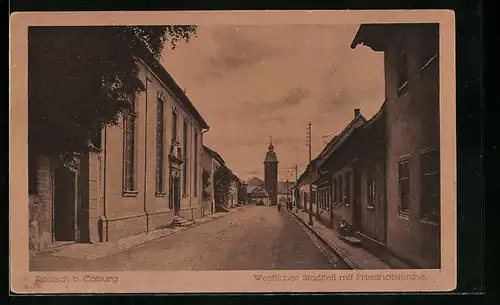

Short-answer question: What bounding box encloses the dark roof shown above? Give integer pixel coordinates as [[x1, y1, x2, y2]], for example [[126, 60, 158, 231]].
[[264, 150, 278, 163], [230, 171, 241, 183], [351, 24, 432, 51], [362, 100, 386, 129], [247, 177, 264, 185], [316, 113, 367, 167], [297, 164, 310, 184], [250, 186, 270, 198], [136, 44, 209, 129], [202, 145, 225, 165], [246, 177, 263, 194]]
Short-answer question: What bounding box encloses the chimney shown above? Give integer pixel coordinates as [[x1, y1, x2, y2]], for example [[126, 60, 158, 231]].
[[354, 108, 361, 118]]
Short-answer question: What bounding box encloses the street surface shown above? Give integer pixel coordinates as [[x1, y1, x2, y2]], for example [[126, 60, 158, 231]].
[[31, 205, 345, 271]]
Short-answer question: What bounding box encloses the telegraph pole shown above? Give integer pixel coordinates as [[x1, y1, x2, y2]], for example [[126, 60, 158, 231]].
[[307, 122, 314, 226], [293, 164, 298, 212]]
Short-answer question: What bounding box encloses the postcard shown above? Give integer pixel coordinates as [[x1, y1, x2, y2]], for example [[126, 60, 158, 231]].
[[10, 9, 456, 293]]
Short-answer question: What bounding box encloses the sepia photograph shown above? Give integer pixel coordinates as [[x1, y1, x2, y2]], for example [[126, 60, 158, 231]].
[[10, 10, 456, 293]]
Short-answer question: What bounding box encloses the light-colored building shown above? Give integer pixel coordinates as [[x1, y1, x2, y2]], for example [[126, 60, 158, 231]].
[[94, 56, 209, 242], [246, 177, 264, 195], [277, 181, 295, 205], [250, 186, 270, 206]]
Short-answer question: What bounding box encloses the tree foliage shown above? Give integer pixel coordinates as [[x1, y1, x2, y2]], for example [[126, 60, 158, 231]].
[[214, 165, 232, 206], [202, 168, 211, 201], [28, 25, 197, 158], [238, 184, 248, 204]]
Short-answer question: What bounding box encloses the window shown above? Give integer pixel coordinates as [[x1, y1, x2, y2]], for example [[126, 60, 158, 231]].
[[123, 99, 137, 192], [321, 188, 324, 209], [333, 178, 338, 205], [345, 172, 351, 206], [324, 189, 327, 209], [397, 42, 409, 96], [182, 120, 188, 194], [398, 158, 411, 215], [193, 129, 199, 195], [338, 175, 343, 206], [156, 98, 165, 194], [172, 110, 178, 142], [319, 189, 324, 210], [421, 150, 440, 222], [327, 186, 331, 210], [366, 166, 376, 208]]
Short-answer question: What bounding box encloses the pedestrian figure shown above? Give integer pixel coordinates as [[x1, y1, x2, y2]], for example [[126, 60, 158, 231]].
[[277, 202, 281, 212]]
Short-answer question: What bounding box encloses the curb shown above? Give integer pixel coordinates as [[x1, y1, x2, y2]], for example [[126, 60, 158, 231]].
[[37, 206, 246, 261], [287, 209, 357, 269]]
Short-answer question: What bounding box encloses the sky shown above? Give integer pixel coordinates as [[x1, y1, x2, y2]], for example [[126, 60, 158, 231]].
[[161, 24, 385, 182]]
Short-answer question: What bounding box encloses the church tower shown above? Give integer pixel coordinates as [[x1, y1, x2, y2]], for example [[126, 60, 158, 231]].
[[264, 137, 278, 206]]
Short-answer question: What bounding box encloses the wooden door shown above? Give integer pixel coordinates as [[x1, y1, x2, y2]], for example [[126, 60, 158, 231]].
[[173, 176, 181, 215]]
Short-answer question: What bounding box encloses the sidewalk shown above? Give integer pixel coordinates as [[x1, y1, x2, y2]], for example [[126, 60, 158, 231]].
[[33, 207, 244, 261], [289, 208, 394, 270]]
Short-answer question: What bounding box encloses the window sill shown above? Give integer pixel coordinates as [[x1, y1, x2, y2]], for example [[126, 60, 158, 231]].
[[366, 205, 375, 210], [397, 81, 408, 97], [420, 217, 440, 226], [155, 192, 167, 197], [398, 212, 410, 220], [420, 54, 437, 72], [123, 190, 139, 197]]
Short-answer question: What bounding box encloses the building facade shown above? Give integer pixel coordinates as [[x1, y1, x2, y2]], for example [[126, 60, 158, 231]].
[[202, 145, 225, 216], [314, 109, 367, 230], [351, 23, 441, 268], [250, 186, 270, 206], [95, 57, 209, 242], [228, 174, 241, 208], [277, 181, 295, 206], [264, 138, 278, 206], [296, 160, 317, 214]]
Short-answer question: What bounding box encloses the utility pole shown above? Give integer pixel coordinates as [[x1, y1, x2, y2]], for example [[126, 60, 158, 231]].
[[307, 122, 314, 226], [293, 164, 298, 212]]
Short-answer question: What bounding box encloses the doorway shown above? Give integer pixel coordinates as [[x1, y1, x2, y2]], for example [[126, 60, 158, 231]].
[[173, 175, 181, 215], [53, 164, 80, 242]]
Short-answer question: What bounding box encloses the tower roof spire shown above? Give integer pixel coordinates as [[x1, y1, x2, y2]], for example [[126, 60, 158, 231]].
[[264, 136, 278, 163]]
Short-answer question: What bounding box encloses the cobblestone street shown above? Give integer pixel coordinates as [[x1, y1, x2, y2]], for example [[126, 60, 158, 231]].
[[31, 205, 345, 271]]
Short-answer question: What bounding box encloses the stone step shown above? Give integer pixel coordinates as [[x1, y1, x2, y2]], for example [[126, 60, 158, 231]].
[[170, 216, 195, 228]]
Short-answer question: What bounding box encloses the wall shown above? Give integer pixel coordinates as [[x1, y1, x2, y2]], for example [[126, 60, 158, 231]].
[[87, 151, 102, 242], [384, 26, 440, 268], [356, 109, 387, 245], [316, 184, 332, 228], [29, 156, 54, 257]]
